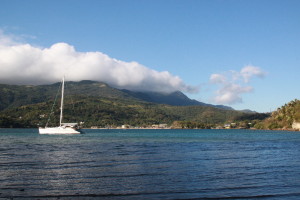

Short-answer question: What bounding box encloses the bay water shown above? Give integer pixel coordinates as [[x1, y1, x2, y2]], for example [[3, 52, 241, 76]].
[[1, 129, 300, 199]]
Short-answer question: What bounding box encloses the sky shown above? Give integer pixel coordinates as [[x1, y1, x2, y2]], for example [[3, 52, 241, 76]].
[[0, 0, 299, 112]]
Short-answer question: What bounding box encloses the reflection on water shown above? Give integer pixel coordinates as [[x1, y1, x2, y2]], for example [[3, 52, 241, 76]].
[[0, 129, 300, 199]]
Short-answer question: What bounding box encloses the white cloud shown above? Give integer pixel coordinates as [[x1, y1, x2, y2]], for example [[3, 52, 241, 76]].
[[210, 73, 227, 84], [210, 65, 266, 105], [213, 83, 253, 104], [240, 65, 266, 83], [0, 29, 20, 46], [0, 31, 198, 93]]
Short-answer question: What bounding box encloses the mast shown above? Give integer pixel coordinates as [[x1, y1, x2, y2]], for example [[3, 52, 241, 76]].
[[59, 76, 64, 126]]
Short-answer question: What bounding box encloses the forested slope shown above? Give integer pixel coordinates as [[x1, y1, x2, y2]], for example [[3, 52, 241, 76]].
[[0, 80, 268, 128]]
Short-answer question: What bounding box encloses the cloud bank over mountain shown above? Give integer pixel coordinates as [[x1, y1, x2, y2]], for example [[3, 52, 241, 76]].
[[210, 66, 266, 104], [0, 31, 197, 93]]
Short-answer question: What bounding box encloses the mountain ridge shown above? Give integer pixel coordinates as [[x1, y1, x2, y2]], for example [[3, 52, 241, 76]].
[[0, 80, 269, 128], [121, 89, 234, 110], [0, 80, 233, 111]]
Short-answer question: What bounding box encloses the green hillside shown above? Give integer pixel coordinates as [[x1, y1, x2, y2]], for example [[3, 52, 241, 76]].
[[0, 95, 241, 128], [255, 99, 300, 130], [0, 81, 135, 112], [0, 81, 269, 128], [0, 80, 233, 111]]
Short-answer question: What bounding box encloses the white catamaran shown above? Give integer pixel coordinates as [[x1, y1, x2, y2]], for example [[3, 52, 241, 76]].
[[39, 77, 81, 134]]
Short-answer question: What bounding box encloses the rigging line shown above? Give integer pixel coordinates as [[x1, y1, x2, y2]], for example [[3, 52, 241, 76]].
[[64, 81, 76, 112], [45, 81, 62, 127]]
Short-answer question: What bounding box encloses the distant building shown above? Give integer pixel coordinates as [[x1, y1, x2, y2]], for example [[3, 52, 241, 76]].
[[292, 122, 300, 130], [151, 124, 169, 129], [224, 124, 231, 129], [159, 124, 168, 129], [230, 123, 237, 128], [152, 124, 159, 129], [39, 114, 45, 118], [121, 124, 130, 129]]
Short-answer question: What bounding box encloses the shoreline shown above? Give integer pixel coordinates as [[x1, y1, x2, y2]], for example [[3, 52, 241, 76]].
[[1, 127, 298, 132]]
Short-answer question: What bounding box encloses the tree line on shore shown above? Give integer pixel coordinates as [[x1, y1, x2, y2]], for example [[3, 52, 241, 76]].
[[0, 95, 270, 129]]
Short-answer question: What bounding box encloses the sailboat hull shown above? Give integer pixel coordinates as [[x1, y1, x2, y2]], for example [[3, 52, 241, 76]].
[[39, 127, 81, 134]]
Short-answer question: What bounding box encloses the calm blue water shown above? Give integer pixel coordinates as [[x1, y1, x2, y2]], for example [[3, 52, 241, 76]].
[[1, 129, 300, 199]]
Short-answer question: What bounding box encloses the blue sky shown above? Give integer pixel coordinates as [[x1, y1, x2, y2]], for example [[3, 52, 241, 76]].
[[0, 0, 299, 112]]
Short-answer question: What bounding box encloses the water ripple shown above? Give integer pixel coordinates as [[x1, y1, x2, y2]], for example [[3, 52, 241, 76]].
[[1, 129, 300, 199]]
